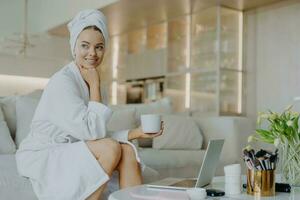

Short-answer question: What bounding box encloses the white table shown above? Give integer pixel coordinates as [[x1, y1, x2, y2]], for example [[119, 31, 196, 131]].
[[108, 177, 300, 200]]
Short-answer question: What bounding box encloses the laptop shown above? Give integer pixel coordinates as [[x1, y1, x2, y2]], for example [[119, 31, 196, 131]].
[[147, 139, 224, 190]]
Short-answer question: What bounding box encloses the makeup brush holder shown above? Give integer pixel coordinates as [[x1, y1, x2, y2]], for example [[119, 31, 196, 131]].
[[246, 169, 275, 196]]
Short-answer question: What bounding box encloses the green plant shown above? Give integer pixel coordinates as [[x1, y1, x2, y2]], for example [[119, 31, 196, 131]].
[[248, 105, 300, 147]]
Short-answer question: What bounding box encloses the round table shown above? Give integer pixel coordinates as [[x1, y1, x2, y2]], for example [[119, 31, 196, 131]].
[[108, 176, 299, 200]]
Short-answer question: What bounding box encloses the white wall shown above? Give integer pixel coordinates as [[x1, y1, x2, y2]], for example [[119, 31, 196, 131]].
[[0, 74, 48, 96], [244, 0, 300, 121], [0, 35, 70, 96], [28, 0, 119, 33], [0, 53, 66, 96], [0, 0, 119, 37], [0, 0, 23, 38]]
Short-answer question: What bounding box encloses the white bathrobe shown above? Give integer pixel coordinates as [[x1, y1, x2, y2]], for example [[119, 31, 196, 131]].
[[16, 62, 142, 200]]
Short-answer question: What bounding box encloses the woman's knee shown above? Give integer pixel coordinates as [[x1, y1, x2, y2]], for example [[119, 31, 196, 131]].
[[120, 144, 137, 163], [104, 138, 122, 162], [88, 138, 122, 175], [86, 138, 121, 163]]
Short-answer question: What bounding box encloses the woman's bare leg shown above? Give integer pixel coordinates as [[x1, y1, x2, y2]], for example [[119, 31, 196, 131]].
[[117, 144, 142, 189], [85, 138, 122, 200]]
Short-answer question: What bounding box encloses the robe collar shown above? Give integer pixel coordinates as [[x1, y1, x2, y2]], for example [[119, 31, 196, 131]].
[[69, 61, 90, 102]]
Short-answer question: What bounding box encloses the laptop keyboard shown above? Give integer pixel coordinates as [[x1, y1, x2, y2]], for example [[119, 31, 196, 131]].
[[170, 179, 197, 187]]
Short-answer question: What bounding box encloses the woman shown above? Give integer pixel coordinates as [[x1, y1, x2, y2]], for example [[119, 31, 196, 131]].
[[16, 9, 163, 200]]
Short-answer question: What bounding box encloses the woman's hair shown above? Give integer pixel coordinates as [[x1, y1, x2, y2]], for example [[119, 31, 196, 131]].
[[83, 25, 103, 34]]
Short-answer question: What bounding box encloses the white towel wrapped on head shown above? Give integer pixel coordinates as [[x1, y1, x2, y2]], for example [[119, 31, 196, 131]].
[[67, 9, 109, 58]]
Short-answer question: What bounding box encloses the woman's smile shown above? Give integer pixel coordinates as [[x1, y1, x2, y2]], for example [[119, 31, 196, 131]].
[[85, 58, 98, 65]]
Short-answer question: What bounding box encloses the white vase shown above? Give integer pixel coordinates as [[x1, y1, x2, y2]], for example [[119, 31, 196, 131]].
[[280, 138, 300, 186]]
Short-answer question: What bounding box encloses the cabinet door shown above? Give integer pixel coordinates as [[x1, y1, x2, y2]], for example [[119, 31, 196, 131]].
[[147, 22, 167, 50], [190, 71, 217, 116], [165, 74, 186, 112], [191, 7, 218, 69], [128, 29, 146, 54], [220, 7, 242, 71], [219, 7, 243, 115], [167, 16, 190, 73], [219, 69, 243, 115]]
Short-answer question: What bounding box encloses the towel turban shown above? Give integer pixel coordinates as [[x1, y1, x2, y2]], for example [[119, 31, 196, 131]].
[[67, 9, 109, 58]]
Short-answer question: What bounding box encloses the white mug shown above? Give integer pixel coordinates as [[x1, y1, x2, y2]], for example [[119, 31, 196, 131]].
[[140, 114, 161, 133], [224, 164, 241, 176], [225, 183, 241, 195]]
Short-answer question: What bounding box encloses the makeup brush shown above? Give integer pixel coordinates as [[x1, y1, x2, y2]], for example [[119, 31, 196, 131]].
[[249, 149, 255, 160], [255, 149, 266, 158], [270, 155, 276, 169], [253, 159, 262, 170]]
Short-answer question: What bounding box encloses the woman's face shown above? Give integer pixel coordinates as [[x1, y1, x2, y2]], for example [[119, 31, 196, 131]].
[[74, 28, 105, 69]]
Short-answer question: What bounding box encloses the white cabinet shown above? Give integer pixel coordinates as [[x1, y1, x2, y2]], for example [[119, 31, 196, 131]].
[[103, 6, 244, 115], [126, 49, 166, 79], [166, 6, 244, 115]]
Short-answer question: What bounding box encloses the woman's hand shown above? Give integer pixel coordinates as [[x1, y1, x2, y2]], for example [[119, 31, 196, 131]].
[[128, 121, 164, 141], [79, 65, 100, 88], [79, 65, 102, 102]]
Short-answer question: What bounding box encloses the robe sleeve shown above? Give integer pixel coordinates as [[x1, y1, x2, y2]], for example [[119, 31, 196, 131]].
[[45, 74, 112, 141]]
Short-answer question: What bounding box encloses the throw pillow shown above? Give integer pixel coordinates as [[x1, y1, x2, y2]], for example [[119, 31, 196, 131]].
[[0, 107, 16, 154], [107, 107, 138, 132], [15, 96, 39, 147], [0, 96, 17, 138], [0, 91, 42, 139], [26, 89, 43, 99], [153, 115, 203, 150]]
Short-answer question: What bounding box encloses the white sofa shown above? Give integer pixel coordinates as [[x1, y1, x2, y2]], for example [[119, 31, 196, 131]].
[[0, 92, 253, 200]]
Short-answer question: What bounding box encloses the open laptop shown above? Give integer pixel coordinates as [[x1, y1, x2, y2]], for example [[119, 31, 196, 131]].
[[147, 139, 224, 190]]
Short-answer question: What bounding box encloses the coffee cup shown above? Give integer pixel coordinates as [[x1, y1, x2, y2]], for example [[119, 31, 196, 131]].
[[224, 164, 241, 176], [140, 114, 161, 133], [224, 164, 242, 195]]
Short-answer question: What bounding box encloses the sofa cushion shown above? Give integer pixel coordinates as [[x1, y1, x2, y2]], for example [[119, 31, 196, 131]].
[[0, 90, 43, 140], [0, 107, 16, 154], [15, 96, 39, 147], [139, 148, 204, 169], [139, 148, 204, 179], [153, 115, 203, 150], [0, 154, 37, 200], [0, 96, 17, 139], [107, 107, 137, 132]]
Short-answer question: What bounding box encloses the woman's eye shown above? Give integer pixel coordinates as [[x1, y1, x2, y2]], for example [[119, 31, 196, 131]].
[[96, 46, 104, 51], [81, 44, 89, 49]]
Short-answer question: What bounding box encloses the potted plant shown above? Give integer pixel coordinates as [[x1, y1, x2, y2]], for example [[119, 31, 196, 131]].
[[248, 105, 300, 186]]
